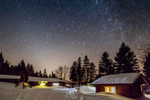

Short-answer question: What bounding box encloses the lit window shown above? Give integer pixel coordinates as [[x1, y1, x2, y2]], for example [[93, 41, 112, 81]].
[[105, 86, 116, 93], [53, 83, 59, 86], [39, 81, 48, 86]]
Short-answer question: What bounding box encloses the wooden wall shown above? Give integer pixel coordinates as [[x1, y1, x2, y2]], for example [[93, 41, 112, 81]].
[[95, 84, 131, 97], [0, 79, 18, 84], [95, 83, 143, 99], [29, 81, 66, 86]]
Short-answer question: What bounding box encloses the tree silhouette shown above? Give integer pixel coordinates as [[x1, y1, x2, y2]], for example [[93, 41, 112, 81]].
[[89, 62, 96, 82], [43, 69, 48, 78], [77, 57, 83, 84], [55, 65, 69, 80], [0, 52, 5, 74], [35, 71, 39, 77], [26, 63, 34, 76], [70, 61, 77, 82], [114, 42, 139, 73], [143, 53, 150, 76], [99, 52, 114, 75], [51, 71, 57, 78], [39, 70, 42, 77], [83, 55, 90, 83]]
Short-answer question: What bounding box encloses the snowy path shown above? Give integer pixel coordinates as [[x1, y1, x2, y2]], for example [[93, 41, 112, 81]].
[[0, 82, 135, 100]]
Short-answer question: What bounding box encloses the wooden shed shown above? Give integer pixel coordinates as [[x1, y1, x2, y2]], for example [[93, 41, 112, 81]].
[[0, 74, 71, 87], [28, 76, 71, 87], [91, 73, 147, 99], [0, 74, 20, 84]]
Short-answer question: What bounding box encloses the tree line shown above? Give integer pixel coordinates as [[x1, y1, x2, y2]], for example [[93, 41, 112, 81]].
[[0, 53, 58, 78], [1, 42, 150, 83], [69, 42, 150, 83]]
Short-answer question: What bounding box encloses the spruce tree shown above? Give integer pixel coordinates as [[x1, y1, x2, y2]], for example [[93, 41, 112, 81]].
[[0, 52, 4, 73], [43, 69, 48, 78], [99, 52, 114, 75], [69, 61, 77, 82], [77, 57, 82, 84], [114, 42, 138, 73], [35, 71, 39, 77], [83, 55, 90, 83], [39, 70, 42, 77], [89, 62, 96, 82], [144, 53, 150, 76]]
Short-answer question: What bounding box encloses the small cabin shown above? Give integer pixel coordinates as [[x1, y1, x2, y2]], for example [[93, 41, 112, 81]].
[[0, 74, 70, 87], [91, 73, 147, 99]]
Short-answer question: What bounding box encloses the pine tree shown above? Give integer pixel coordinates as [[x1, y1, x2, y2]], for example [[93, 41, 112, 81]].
[[89, 62, 96, 82], [69, 61, 77, 82], [99, 52, 114, 75], [83, 55, 91, 83], [144, 53, 150, 76], [49, 74, 51, 78], [0, 52, 5, 74], [51, 71, 57, 78], [43, 69, 48, 78], [114, 42, 138, 73], [77, 57, 82, 84], [39, 70, 42, 77], [35, 71, 39, 77]]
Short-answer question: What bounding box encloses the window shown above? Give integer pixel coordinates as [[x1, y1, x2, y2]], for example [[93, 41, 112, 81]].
[[53, 83, 59, 86], [105, 86, 116, 93]]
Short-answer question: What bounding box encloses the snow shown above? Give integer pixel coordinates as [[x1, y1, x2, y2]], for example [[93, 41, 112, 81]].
[[92, 73, 140, 84], [78, 86, 96, 94], [29, 77, 60, 82], [0, 74, 70, 82], [0, 82, 136, 100], [0, 74, 20, 79]]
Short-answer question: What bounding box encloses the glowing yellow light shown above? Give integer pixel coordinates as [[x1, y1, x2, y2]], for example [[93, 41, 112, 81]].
[[40, 83, 45, 86], [105, 86, 116, 93], [39, 81, 47, 86]]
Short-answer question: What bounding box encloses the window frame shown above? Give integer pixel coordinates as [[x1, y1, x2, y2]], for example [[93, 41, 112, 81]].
[[104, 86, 116, 93]]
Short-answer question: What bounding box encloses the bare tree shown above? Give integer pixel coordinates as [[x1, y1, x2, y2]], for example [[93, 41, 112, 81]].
[[63, 65, 70, 80], [139, 43, 150, 64], [55, 66, 63, 79], [55, 65, 69, 80]]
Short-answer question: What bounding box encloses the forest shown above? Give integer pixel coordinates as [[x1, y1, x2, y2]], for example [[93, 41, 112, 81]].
[[1, 42, 150, 84]]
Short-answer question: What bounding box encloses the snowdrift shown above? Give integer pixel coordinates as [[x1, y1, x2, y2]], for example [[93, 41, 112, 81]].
[[78, 85, 96, 94]]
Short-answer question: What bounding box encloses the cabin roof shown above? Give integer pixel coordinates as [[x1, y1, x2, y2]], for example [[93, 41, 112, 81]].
[[0, 74, 20, 79], [91, 73, 141, 84], [0, 74, 71, 82]]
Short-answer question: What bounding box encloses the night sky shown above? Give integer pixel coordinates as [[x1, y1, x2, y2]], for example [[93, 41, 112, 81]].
[[0, 0, 150, 74]]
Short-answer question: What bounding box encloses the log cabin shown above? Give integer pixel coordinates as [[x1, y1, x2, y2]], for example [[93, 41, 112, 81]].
[[91, 73, 148, 99], [0, 74, 70, 87]]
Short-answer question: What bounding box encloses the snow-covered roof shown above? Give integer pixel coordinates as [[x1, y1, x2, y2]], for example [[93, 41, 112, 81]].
[[29, 77, 60, 82], [0, 74, 71, 82], [29, 77, 71, 82], [0, 74, 20, 79], [92, 73, 141, 84]]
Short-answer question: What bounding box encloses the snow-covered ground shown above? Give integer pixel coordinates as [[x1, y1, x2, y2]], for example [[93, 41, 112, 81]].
[[0, 82, 146, 100]]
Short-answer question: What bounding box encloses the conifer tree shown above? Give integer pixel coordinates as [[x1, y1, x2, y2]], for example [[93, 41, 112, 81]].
[[99, 52, 114, 75], [69, 61, 77, 82], [89, 62, 96, 82], [43, 69, 48, 78], [144, 53, 150, 76], [39, 70, 42, 77], [35, 71, 39, 77], [51, 71, 57, 78], [114, 42, 138, 73], [83, 55, 90, 83], [77, 57, 82, 84]]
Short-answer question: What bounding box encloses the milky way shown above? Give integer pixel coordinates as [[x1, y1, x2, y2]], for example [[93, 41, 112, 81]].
[[0, 0, 150, 74]]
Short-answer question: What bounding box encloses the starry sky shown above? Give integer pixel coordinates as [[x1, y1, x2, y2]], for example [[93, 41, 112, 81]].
[[0, 0, 150, 74]]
